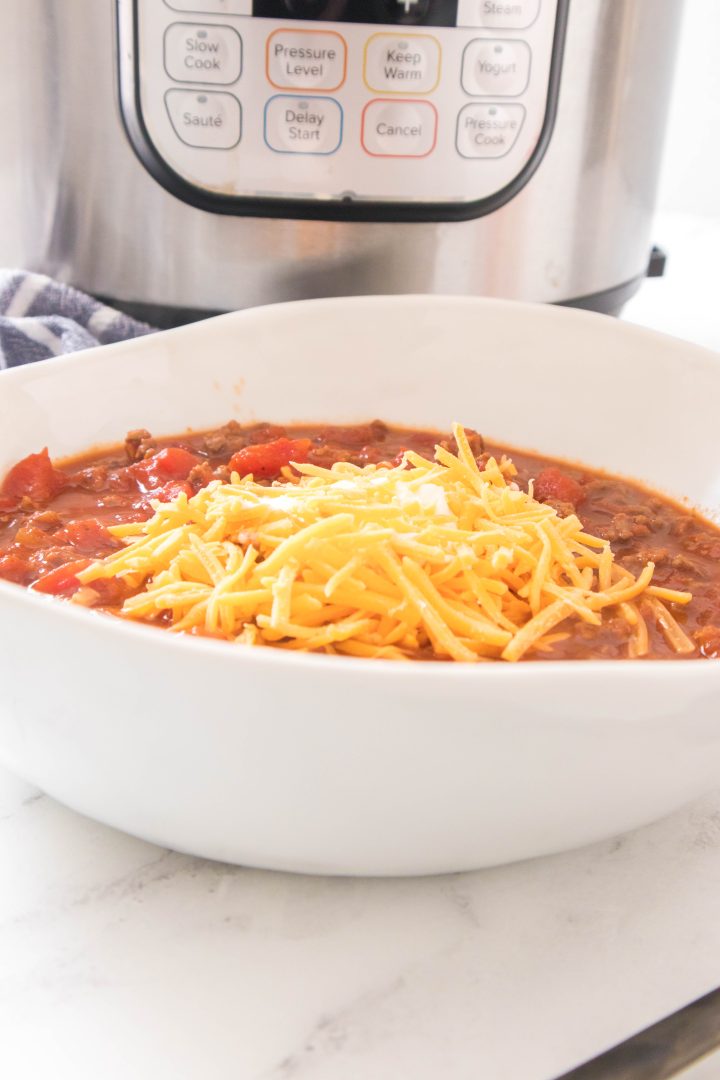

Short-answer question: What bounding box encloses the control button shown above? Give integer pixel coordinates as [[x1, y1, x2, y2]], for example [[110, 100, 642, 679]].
[[165, 89, 242, 148], [364, 33, 441, 95], [461, 39, 531, 97], [264, 95, 342, 154], [456, 102, 525, 157], [164, 1, 251, 13], [266, 29, 347, 91], [456, 0, 541, 30], [361, 99, 437, 158], [164, 23, 242, 85]]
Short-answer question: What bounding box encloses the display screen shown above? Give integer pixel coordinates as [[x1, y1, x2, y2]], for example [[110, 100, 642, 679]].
[[252, 1, 460, 26]]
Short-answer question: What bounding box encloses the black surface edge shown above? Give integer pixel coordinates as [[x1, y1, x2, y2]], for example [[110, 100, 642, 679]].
[[115, 0, 570, 223]]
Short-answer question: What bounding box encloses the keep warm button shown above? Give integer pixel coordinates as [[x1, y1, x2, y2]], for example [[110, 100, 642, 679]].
[[264, 96, 343, 155], [165, 89, 242, 148], [361, 99, 438, 158]]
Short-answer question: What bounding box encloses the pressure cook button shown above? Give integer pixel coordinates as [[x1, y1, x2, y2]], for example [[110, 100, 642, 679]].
[[461, 39, 531, 97], [364, 33, 441, 94], [361, 99, 437, 157], [165, 89, 242, 148], [456, 0, 541, 30], [456, 102, 525, 157], [164, 0, 251, 13], [266, 29, 347, 91], [164, 23, 242, 85], [264, 95, 343, 154]]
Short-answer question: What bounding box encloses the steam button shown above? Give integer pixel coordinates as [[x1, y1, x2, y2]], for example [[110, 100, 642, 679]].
[[461, 39, 531, 96], [456, 0, 541, 30], [164, 23, 243, 85], [165, 89, 242, 148]]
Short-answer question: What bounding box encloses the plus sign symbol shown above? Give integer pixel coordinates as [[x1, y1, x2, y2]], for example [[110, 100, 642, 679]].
[[393, 0, 430, 21]]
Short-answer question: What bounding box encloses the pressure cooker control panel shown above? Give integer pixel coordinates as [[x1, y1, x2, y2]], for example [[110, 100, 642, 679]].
[[117, 0, 568, 220]]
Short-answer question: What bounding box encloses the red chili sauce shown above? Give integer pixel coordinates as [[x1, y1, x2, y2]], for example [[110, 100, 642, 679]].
[[1, 421, 719, 660]]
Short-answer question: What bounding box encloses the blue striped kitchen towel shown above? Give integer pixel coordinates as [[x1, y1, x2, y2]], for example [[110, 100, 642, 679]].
[[0, 270, 154, 369]]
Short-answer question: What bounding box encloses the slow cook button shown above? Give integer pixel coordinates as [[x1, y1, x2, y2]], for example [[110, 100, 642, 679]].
[[165, 89, 242, 148], [267, 29, 347, 91], [456, 102, 525, 157], [264, 95, 342, 154], [456, 0, 541, 30], [461, 39, 531, 97], [361, 100, 437, 157], [164, 22, 242, 85], [363, 33, 441, 95]]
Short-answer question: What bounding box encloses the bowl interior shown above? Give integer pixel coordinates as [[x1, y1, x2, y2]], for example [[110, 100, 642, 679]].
[[1, 295, 719, 515]]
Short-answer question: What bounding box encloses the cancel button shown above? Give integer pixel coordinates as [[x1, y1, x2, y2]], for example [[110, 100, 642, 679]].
[[362, 100, 437, 157]]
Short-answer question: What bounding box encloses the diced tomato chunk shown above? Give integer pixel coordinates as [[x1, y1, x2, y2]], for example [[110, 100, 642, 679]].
[[228, 438, 312, 480], [31, 559, 91, 597], [130, 447, 200, 492], [1, 449, 66, 506], [534, 467, 585, 509], [151, 480, 194, 503], [55, 518, 118, 554], [0, 552, 30, 585]]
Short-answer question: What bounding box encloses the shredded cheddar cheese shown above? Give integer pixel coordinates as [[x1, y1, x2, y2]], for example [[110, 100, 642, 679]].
[[76, 424, 692, 662]]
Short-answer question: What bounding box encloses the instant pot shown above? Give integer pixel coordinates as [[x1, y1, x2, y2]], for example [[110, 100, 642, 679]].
[[1, 1, 683, 324]]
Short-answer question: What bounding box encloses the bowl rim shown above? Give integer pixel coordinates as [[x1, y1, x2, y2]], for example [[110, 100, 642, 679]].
[[2, 294, 720, 682]]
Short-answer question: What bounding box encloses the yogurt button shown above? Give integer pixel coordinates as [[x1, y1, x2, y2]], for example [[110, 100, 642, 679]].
[[361, 100, 437, 157], [461, 39, 531, 97]]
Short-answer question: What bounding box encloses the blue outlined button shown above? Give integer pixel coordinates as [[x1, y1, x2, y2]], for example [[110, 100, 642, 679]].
[[264, 95, 343, 155]]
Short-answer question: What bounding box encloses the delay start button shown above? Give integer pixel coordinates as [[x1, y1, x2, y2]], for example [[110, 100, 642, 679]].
[[264, 95, 343, 155], [456, 102, 525, 157], [164, 22, 242, 85], [361, 99, 437, 158], [165, 89, 242, 148]]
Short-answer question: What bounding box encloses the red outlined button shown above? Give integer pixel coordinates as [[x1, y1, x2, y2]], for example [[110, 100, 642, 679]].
[[361, 99, 438, 158], [266, 28, 347, 92]]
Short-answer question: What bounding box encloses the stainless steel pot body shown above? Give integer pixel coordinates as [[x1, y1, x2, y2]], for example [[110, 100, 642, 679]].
[[0, 1, 683, 318]]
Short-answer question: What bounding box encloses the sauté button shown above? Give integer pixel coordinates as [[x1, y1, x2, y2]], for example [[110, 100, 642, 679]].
[[266, 29, 347, 91], [461, 38, 531, 96], [456, 0, 541, 30], [164, 23, 243, 85], [361, 99, 437, 157], [264, 95, 343, 154], [364, 33, 441, 95], [165, 89, 242, 148], [456, 102, 525, 157]]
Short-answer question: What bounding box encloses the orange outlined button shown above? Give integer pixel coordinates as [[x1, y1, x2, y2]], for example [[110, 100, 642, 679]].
[[364, 33, 441, 95], [267, 28, 347, 92], [361, 99, 438, 158]]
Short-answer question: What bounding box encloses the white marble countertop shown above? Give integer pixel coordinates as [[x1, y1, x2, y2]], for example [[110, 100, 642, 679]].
[[2, 212, 720, 1080]]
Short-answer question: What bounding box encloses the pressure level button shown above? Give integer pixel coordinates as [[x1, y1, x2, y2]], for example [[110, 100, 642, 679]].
[[164, 23, 243, 85], [266, 29, 347, 91]]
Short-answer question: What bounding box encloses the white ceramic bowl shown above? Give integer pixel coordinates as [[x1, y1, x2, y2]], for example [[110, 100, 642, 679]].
[[1, 296, 720, 876]]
